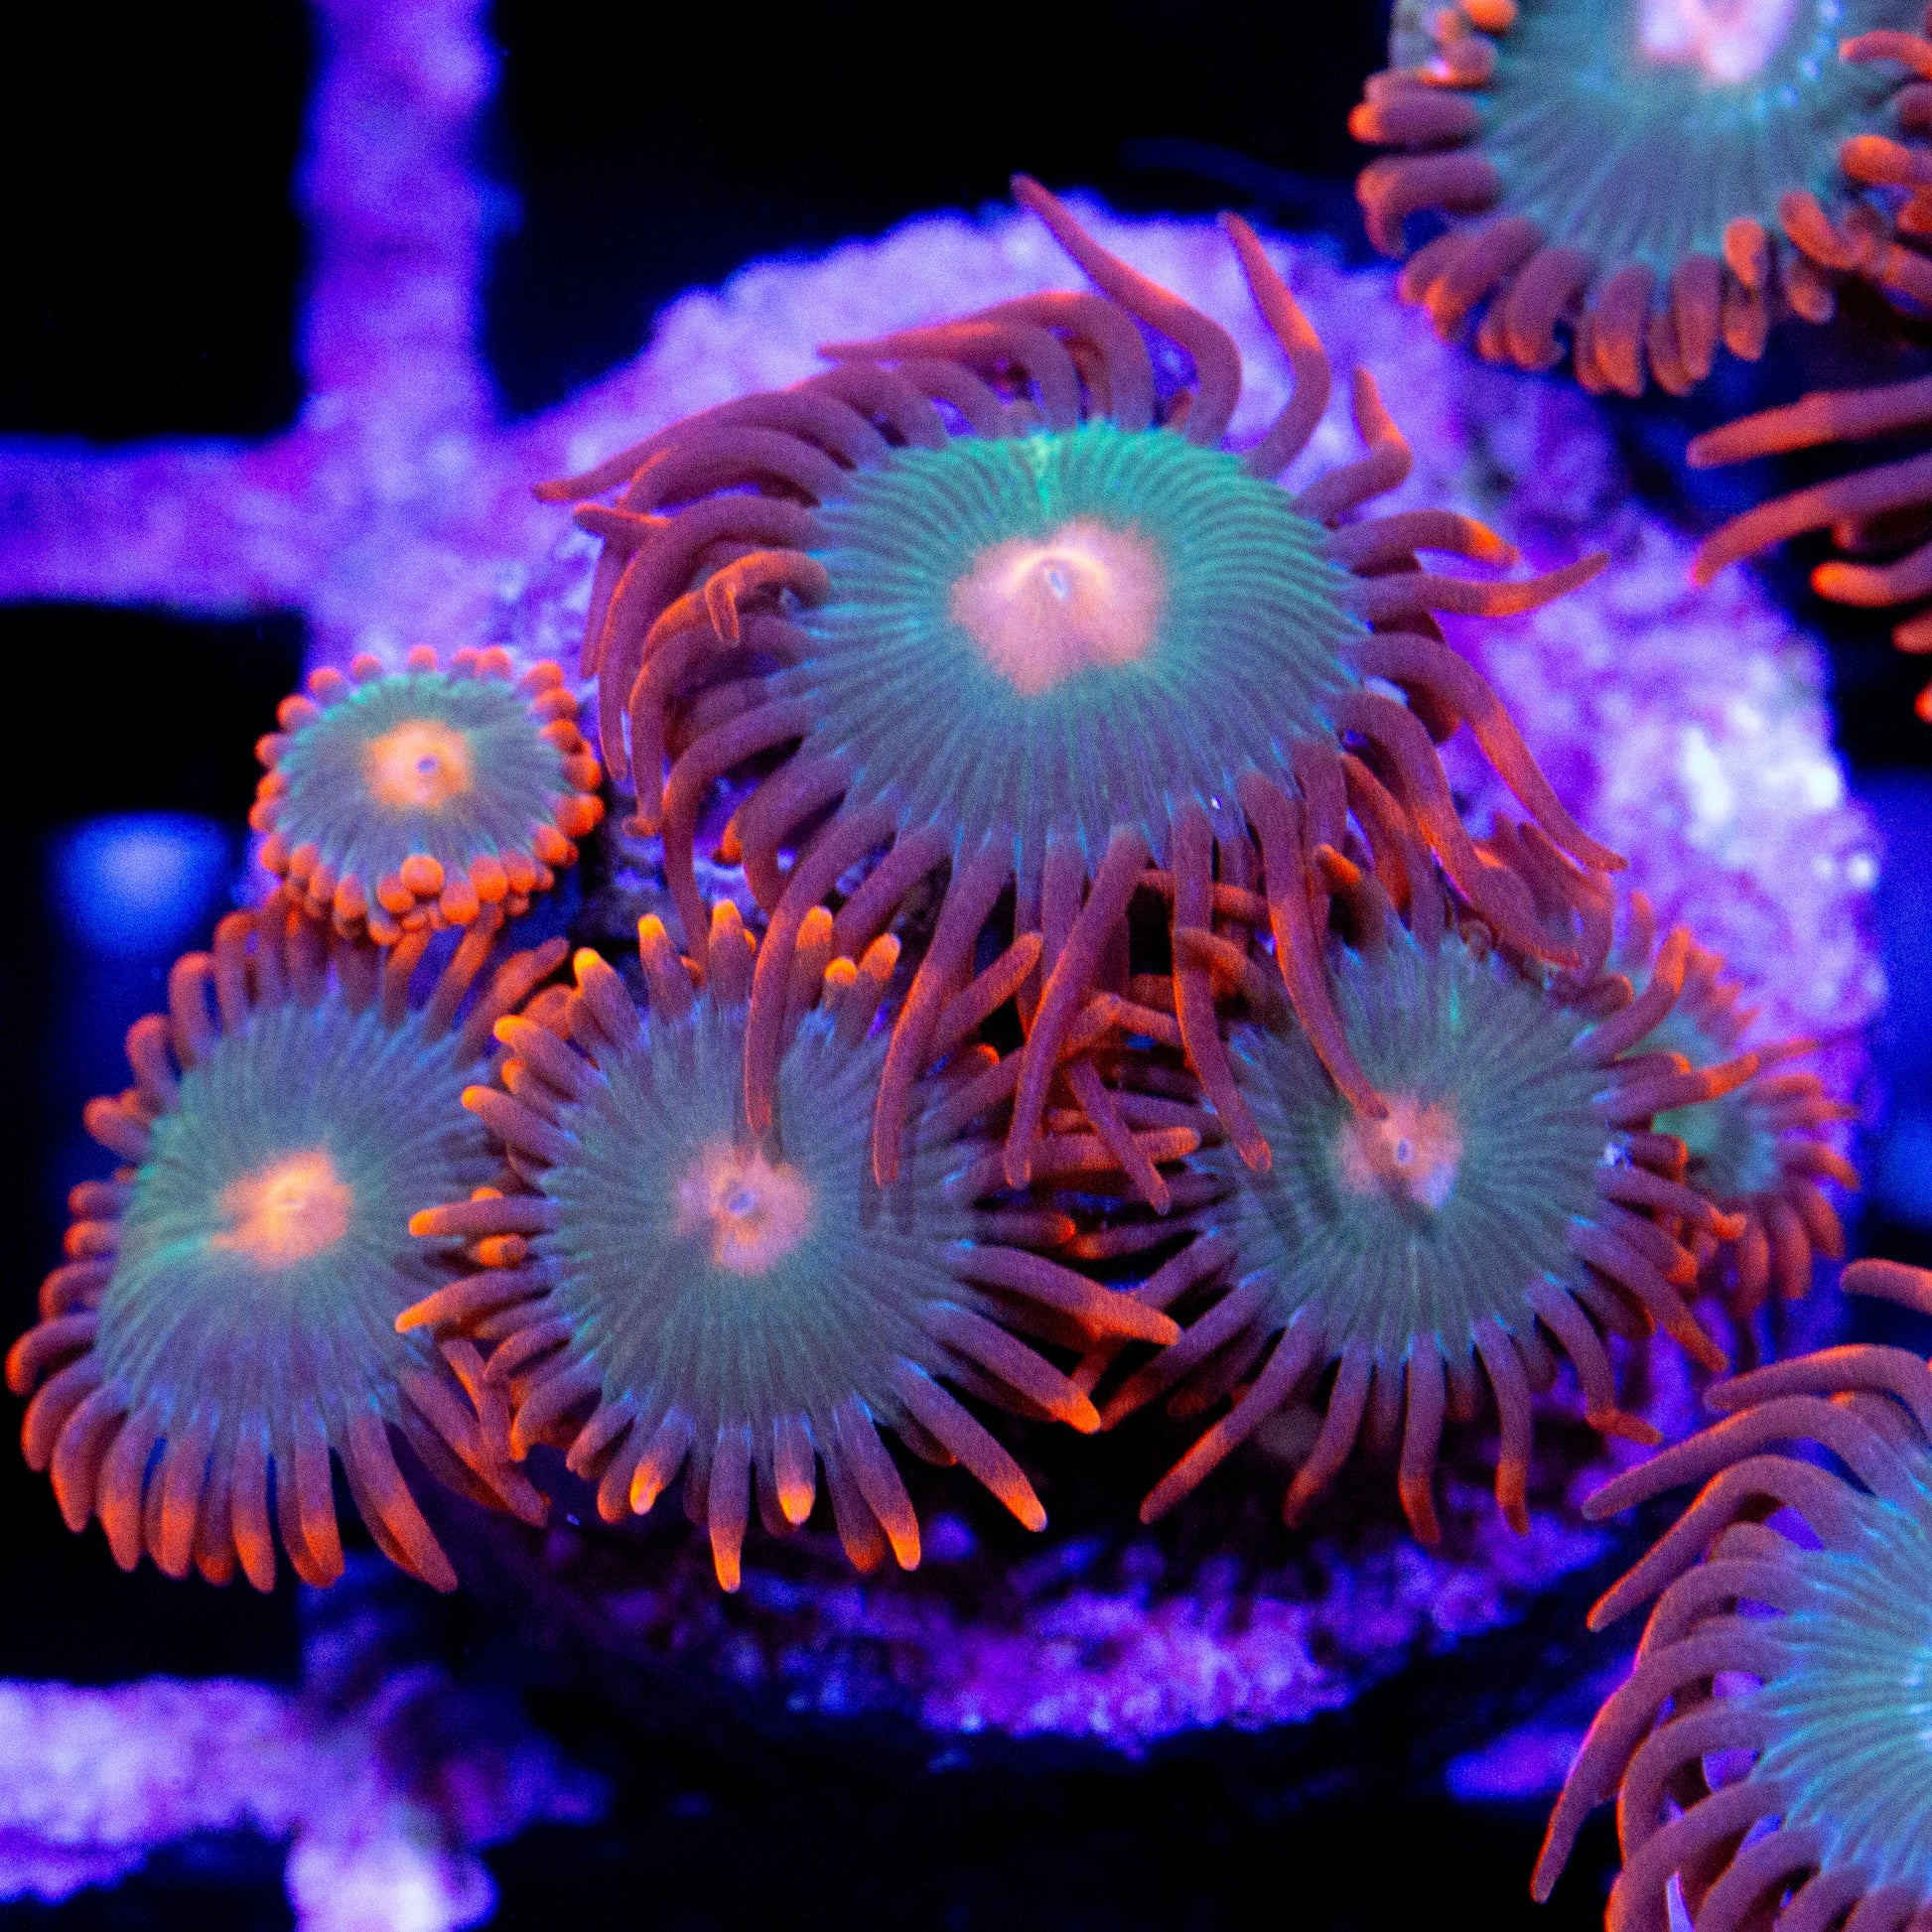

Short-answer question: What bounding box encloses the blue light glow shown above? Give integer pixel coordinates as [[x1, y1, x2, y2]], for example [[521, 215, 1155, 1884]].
[[47, 814, 235, 958]]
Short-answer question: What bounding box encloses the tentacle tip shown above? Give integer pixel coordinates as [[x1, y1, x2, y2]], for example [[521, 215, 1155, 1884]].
[[1496, 1472, 1529, 1535], [1401, 1491, 1443, 1546], [393, 1309, 428, 1335], [1147, 1313, 1182, 1346], [1068, 1399, 1102, 1435], [1003, 1149, 1034, 1191], [500, 1477, 549, 1526], [1576, 550, 1611, 586], [1141, 1480, 1191, 1525], [1238, 1137, 1274, 1173], [1018, 1499, 1048, 1533], [1598, 1411, 1661, 1448], [1689, 1333, 1731, 1376]]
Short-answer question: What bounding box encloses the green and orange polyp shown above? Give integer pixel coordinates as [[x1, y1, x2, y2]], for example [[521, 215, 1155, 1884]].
[[1649, 1006, 1784, 1201], [1110, 921, 1734, 1541], [406, 915, 1181, 1591], [791, 419, 1363, 875], [5, 904, 560, 1595], [254, 646, 602, 943]]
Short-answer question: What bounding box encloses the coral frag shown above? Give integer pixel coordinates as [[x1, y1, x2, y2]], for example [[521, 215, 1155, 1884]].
[[8, 200, 1875, 1622]]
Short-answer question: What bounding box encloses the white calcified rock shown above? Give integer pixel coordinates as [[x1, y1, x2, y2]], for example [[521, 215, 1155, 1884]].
[[0, 1563, 604, 1927]]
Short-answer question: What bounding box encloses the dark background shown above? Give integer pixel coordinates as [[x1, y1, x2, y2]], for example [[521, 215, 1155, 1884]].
[[3, 3, 1928, 1925]]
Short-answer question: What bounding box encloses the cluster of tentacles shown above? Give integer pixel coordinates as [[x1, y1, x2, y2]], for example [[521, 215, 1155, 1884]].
[[1692, 356, 1932, 718], [395, 903, 1185, 1590], [253, 644, 604, 942], [539, 175, 1620, 1214], [4, 47, 1918, 1932], [1064, 824, 1765, 1544], [1609, 898, 1860, 1343], [5, 896, 559, 1593], [1, 181, 1875, 1681], [1537, 1259, 1932, 1932], [1354, 0, 1930, 396]]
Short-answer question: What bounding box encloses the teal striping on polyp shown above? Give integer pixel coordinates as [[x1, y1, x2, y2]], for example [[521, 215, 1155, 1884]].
[[1204, 926, 1606, 1358], [1750, 1463, 1932, 1891], [538, 993, 979, 1436], [102, 994, 494, 1433], [273, 668, 565, 883], [789, 420, 1362, 874], [1475, 0, 1909, 277]]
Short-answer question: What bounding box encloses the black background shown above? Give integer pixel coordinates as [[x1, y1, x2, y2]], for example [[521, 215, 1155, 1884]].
[[2, 2, 1924, 1925]]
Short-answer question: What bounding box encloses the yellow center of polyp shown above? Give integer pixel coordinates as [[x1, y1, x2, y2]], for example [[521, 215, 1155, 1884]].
[[363, 719, 475, 810], [211, 1150, 354, 1267], [1335, 1095, 1462, 1215], [1637, 0, 1797, 83], [948, 519, 1165, 696], [673, 1142, 814, 1276]]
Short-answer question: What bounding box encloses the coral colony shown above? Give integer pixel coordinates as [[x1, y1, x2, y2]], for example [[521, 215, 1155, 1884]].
[[32, 0, 1932, 1925]]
